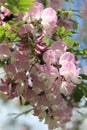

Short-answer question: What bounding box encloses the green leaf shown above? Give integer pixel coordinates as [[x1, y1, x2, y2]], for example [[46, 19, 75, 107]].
[[5, 0, 16, 5], [76, 50, 84, 55], [73, 85, 84, 102], [73, 21, 78, 30], [17, 4, 35, 12], [43, 38, 54, 46], [57, 9, 73, 19], [83, 48, 87, 55], [0, 33, 5, 43], [75, 48, 87, 56], [64, 30, 72, 37], [0, 1, 19, 13], [4, 4, 20, 13], [17, 0, 34, 5], [80, 74, 87, 80], [41, 0, 48, 7], [63, 38, 79, 48], [0, 61, 5, 67], [0, 0, 35, 13], [59, 26, 65, 34], [17, 0, 35, 12], [0, 26, 5, 43], [70, 19, 78, 30], [56, 26, 66, 39], [0, 2, 4, 6], [73, 82, 87, 102]]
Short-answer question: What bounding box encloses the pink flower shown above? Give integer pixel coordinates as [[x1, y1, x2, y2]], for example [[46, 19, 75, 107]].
[[23, 12, 30, 23], [35, 44, 48, 54], [0, 45, 11, 60], [41, 7, 57, 37], [36, 64, 59, 84], [30, 2, 43, 20], [60, 81, 75, 95], [59, 52, 75, 65], [23, 2, 43, 22], [35, 35, 44, 44], [36, 64, 59, 77], [12, 52, 30, 71], [34, 36, 48, 55], [51, 41, 67, 58], [43, 49, 57, 65], [23, 3, 57, 38], [60, 81, 69, 95], [59, 62, 81, 84], [0, 6, 12, 16], [41, 7, 57, 26], [18, 24, 34, 38]]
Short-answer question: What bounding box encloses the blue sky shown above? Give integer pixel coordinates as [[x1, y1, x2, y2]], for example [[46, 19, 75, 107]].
[[63, 0, 87, 67]]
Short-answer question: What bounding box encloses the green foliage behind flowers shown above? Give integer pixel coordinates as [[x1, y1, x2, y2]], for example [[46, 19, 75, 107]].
[[0, 0, 35, 13]]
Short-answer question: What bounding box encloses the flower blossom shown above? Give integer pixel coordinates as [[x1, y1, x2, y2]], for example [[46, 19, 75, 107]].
[[23, 2, 43, 22], [36, 64, 59, 85], [59, 52, 76, 65], [60, 81, 75, 95], [18, 24, 34, 39], [51, 41, 67, 58], [23, 2, 57, 37], [41, 7, 57, 37], [43, 49, 57, 65], [0, 6, 12, 16], [59, 62, 81, 84]]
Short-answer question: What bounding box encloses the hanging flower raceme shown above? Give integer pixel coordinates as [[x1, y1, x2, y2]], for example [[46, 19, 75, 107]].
[[0, 1, 82, 129]]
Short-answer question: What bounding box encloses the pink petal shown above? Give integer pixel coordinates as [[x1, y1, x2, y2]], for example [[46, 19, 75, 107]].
[[59, 52, 75, 65], [43, 49, 57, 65]]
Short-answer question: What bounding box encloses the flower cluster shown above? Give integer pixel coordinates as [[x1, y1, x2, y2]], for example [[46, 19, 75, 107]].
[[0, 1, 81, 129], [23, 2, 57, 38]]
